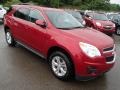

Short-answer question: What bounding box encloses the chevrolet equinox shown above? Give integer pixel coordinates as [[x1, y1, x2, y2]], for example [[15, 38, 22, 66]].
[[4, 5, 116, 81]]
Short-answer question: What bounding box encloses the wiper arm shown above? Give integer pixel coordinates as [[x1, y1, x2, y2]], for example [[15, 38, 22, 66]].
[[71, 26, 84, 29], [57, 26, 84, 30], [57, 28, 72, 30]]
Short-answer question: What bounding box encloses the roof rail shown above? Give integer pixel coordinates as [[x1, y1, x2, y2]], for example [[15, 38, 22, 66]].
[[17, 3, 34, 5]]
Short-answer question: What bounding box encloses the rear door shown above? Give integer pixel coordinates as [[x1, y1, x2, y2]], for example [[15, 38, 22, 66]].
[[12, 7, 30, 44]]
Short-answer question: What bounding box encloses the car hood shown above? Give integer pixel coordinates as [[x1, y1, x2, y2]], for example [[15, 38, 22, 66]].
[[94, 20, 114, 26], [62, 28, 114, 49]]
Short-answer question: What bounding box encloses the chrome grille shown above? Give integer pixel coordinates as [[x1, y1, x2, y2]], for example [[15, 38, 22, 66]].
[[103, 25, 113, 30]]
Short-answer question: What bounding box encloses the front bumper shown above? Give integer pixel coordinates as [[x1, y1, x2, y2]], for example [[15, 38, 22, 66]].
[[97, 27, 115, 34], [73, 51, 115, 80]]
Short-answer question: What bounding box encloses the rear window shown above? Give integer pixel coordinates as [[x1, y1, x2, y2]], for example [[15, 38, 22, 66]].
[[14, 8, 30, 21], [6, 7, 12, 14]]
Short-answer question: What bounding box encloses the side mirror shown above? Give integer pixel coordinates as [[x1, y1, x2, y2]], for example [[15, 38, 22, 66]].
[[35, 20, 47, 28], [88, 16, 92, 20]]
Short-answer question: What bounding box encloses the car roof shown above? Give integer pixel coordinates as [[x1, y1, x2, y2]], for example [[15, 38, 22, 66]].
[[12, 4, 64, 12]]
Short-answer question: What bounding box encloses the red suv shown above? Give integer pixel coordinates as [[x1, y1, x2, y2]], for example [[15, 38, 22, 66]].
[[85, 12, 115, 35], [4, 5, 116, 81]]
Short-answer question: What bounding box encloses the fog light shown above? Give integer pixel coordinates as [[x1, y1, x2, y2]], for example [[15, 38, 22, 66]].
[[87, 66, 97, 76]]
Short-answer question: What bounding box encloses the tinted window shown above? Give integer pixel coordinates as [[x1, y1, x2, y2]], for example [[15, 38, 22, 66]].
[[94, 13, 108, 21], [86, 13, 108, 21], [14, 8, 30, 20], [86, 13, 94, 18], [6, 7, 12, 14], [29, 9, 44, 23], [110, 14, 120, 20]]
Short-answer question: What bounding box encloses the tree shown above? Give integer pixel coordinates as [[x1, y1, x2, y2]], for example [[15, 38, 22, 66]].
[[1, 0, 120, 11]]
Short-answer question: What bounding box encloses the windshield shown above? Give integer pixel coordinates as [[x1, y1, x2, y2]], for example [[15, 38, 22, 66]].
[[45, 10, 84, 29], [68, 11, 83, 19], [93, 13, 109, 21], [111, 14, 120, 20]]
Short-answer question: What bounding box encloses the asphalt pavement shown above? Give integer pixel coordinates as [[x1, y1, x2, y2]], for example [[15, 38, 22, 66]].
[[0, 24, 120, 90]]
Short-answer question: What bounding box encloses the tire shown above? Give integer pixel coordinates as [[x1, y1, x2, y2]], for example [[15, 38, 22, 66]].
[[108, 33, 113, 37], [5, 29, 16, 47], [116, 27, 120, 36], [49, 51, 74, 81]]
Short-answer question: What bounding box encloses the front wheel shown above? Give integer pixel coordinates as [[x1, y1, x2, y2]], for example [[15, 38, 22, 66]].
[[5, 29, 16, 46], [49, 51, 74, 81]]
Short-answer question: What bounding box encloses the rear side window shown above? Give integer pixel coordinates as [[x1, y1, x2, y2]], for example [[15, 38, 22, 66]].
[[14, 8, 30, 21], [29, 9, 44, 23], [86, 13, 93, 18], [6, 7, 12, 14]]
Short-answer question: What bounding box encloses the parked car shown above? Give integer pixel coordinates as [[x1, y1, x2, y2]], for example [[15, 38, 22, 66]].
[[4, 5, 116, 81], [66, 10, 86, 26], [107, 13, 120, 35], [0, 6, 6, 21], [84, 12, 115, 35]]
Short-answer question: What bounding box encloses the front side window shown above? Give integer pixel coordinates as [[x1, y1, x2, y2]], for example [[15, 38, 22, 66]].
[[14, 8, 30, 20], [29, 9, 44, 23], [46, 10, 84, 29]]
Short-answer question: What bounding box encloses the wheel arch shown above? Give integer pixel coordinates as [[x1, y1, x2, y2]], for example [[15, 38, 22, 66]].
[[47, 46, 75, 74], [4, 25, 10, 33]]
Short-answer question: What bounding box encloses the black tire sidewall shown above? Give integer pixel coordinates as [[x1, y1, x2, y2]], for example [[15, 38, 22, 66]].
[[5, 29, 16, 46], [49, 51, 74, 81]]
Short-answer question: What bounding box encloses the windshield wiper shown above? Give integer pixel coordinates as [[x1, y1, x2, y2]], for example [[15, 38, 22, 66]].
[[71, 26, 84, 29], [57, 26, 84, 30], [57, 28, 72, 30]]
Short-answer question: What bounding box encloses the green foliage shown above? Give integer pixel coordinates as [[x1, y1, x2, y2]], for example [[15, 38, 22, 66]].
[[1, 0, 120, 11]]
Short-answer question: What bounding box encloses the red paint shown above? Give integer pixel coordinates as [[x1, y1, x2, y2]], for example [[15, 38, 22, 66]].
[[4, 5, 115, 78], [84, 13, 115, 34]]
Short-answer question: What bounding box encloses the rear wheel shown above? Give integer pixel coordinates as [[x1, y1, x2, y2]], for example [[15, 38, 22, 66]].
[[5, 29, 16, 46], [49, 51, 74, 81]]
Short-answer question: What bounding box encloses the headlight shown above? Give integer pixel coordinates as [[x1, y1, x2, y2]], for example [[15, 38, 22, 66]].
[[96, 22, 102, 27], [113, 24, 115, 27], [82, 21, 86, 25], [79, 42, 101, 57]]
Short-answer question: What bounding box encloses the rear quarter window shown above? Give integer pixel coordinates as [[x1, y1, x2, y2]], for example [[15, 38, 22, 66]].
[[6, 7, 12, 14], [14, 8, 30, 21]]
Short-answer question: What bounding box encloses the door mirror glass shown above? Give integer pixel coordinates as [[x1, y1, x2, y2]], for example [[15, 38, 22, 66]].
[[35, 20, 46, 28]]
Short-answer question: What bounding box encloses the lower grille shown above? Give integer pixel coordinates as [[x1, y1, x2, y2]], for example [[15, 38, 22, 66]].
[[106, 56, 114, 62], [103, 26, 113, 30]]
